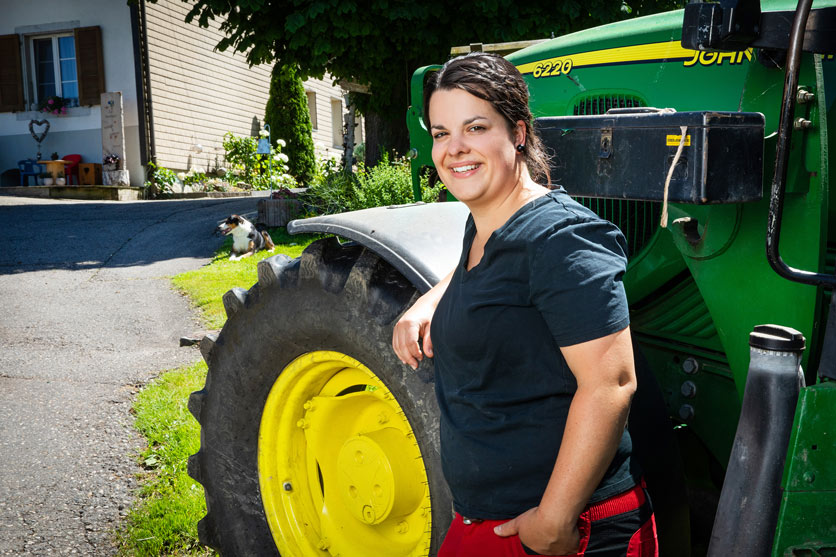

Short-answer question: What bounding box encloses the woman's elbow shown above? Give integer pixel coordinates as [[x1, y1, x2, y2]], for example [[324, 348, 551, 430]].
[[617, 366, 638, 403]]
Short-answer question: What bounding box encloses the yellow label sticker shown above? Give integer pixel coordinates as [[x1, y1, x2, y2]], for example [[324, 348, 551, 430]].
[[666, 134, 691, 146]]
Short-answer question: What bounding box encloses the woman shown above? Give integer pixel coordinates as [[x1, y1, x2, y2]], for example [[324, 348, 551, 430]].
[[392, 52, 658, 556]]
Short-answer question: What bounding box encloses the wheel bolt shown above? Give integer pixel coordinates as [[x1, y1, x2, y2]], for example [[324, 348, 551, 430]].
[[317, 538, 330, 550], [283, 482, 293, 492], [397, 520, 409, 534], [377, 412, 389, 424], [296, 418, 309, 429], [303, 400, 316, 411]]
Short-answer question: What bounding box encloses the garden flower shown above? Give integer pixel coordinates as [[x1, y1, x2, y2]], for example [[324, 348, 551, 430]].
[[48, 99, 54, 105], [177, 172, 186, 180]]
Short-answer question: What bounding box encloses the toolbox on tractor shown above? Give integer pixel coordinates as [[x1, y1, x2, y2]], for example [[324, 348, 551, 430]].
[[535, 109, 765, 204]]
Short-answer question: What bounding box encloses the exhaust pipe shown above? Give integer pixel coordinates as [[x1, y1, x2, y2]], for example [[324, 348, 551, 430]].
[[707, 324, 805, 556]]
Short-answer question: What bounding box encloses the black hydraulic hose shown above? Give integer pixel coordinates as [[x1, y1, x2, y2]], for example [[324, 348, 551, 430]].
[[765, 0, 836, 288]]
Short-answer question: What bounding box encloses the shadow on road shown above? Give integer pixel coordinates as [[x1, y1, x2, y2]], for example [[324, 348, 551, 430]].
[[0, 197, 262, 275]]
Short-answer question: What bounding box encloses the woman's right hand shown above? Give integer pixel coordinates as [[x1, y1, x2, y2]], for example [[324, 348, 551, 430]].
[[392, 269, 454, 369], [392, 297, 436, 370]]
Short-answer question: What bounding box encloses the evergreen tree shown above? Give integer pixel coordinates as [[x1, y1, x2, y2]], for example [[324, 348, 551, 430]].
[[264, 63, 316, 185]]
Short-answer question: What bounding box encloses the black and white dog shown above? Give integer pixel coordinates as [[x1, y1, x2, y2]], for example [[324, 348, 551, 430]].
[[216, 214, 275, 261]]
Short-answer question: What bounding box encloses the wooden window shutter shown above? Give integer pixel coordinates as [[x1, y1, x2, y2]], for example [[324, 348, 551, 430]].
[[74, 26, 104, 106], [0, 34, 24, 112]]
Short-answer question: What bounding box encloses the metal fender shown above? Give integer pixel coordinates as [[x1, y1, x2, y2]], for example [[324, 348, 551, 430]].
[[288, 202, 470, 293]]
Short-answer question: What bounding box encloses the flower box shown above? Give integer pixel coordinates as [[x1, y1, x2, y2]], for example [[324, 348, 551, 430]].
[[257, 199, 303, 227]]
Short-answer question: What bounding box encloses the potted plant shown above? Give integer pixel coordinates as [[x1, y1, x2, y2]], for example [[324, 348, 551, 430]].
[[41, 172, 53, 186], [50, 152, 59, 161], [38, 95, 70, 116], [103, 153, 120, 171], [55, 171, 66, 186]]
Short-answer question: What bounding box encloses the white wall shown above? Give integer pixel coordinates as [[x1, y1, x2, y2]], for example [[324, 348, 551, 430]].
[[0, 0, 141, 185], [142, 1, 356, 181], [305, 77, 364, 163]]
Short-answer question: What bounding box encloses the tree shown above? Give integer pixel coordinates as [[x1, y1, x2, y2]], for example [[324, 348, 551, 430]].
[[182, 0, 681, 163], [264, 62, 316, 184]]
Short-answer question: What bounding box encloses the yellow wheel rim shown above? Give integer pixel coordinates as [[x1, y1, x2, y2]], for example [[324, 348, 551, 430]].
[[259, 351, 432, 556]]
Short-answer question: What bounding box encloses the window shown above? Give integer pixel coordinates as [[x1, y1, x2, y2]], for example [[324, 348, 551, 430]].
[[31, 34, 79, 107], [331, 99, 343, 148], [306, 91, 317, 130], [354, 113, 363, 145], [0, 26, 103, 113]]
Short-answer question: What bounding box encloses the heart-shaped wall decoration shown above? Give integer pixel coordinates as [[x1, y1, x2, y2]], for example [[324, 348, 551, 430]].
[[29, 119, 50, 143]]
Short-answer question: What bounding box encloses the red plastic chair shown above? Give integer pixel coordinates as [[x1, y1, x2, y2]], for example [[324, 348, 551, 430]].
[[63, 154, 82, 185]]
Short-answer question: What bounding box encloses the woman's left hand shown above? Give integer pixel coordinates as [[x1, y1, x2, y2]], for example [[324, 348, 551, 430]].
[[494, 507, 580, 556]]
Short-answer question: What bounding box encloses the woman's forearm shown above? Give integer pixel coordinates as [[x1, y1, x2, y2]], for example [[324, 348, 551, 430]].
[[537, 380, 635, 532]]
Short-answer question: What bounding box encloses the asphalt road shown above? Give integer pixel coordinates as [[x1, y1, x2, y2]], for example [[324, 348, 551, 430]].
[[0, 194, 265, 555]]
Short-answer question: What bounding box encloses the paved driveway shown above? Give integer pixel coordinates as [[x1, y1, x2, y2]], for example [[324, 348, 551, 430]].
[[0, 195, 263, 555]]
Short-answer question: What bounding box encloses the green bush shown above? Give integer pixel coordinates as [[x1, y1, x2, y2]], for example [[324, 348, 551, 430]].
[[222, 132, 295, 190], [264, 63, 316, 185], [143, 162, 178, 199], [182, 171, 207, 189], [303, 154, 443, 214]]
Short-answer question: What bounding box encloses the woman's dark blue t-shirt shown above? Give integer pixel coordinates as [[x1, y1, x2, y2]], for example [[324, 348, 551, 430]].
[[431, 188, 638, 520]]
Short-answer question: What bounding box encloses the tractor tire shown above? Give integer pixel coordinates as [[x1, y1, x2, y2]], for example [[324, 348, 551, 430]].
[[188, 237, 451, 556]]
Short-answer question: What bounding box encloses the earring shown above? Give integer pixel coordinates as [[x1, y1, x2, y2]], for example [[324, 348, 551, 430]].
[[516, 144, 525, 153]]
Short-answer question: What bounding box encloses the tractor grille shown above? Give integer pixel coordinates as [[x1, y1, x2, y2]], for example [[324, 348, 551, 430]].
[[573, 94, 645, 115], [629, 272, 724, 353], [570, 93, 658, 257], [574, 198, 661, 258]]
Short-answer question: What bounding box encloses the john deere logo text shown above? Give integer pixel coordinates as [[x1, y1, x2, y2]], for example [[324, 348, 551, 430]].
[[683, 49, 753, 67]]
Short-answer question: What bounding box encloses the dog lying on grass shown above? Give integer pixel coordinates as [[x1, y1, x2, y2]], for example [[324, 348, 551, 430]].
[[216, 215, 275, 261]]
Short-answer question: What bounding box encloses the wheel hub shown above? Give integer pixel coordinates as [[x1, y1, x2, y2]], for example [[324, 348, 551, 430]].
[[258, 351, 432, 556], [337, 429, 423, 525]]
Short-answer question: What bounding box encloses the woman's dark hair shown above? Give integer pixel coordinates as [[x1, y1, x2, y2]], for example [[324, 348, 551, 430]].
[[423, 52, 551, 185]]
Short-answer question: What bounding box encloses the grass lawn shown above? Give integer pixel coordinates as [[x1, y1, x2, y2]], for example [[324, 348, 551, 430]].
[[117, 361, 213, 556], [171, 227, 320, 329], [118, 227, 319, 555]]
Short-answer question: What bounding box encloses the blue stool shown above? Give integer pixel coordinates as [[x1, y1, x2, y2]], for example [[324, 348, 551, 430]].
[[18, 159, 43, 186]]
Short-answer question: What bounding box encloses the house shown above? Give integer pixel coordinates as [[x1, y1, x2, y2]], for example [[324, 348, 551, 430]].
[[0, 0, 362, 189]]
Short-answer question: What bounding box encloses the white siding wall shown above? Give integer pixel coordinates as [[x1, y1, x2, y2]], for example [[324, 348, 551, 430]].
[[305, 80, 364, 163], [145, 0, 353, 175], [144, 1, 270, 173]]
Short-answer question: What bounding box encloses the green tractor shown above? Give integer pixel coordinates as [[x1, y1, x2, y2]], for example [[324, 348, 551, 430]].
[[187, 0, 836, 554]]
